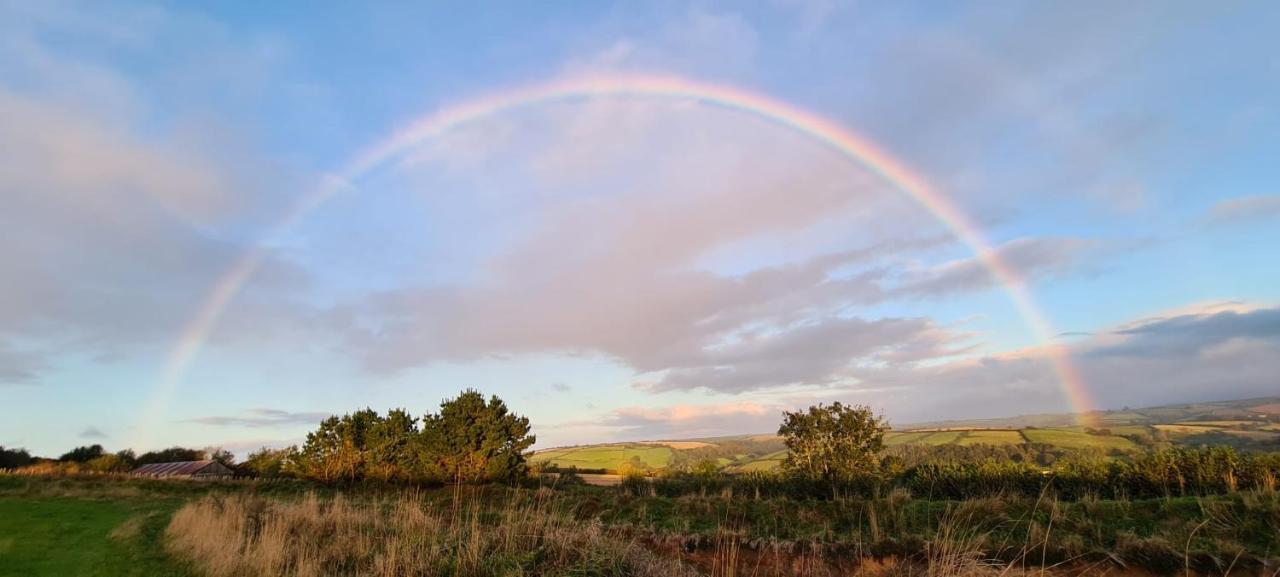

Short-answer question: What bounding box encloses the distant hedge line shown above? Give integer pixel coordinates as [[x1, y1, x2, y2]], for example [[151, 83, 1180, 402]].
[[627, 447, 1280, 500]]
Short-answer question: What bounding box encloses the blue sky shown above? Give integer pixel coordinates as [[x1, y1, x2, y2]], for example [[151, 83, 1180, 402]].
[[1, 1, 1278, 457]]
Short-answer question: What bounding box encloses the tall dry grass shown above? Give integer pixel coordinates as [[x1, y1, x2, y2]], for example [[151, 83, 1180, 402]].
[[166, 487, 699, 577]]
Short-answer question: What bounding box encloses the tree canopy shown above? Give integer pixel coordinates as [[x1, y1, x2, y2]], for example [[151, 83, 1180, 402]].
[[58, 444, 105, 463], [779, 402, 888, 481], [290, 390, 535, 484]]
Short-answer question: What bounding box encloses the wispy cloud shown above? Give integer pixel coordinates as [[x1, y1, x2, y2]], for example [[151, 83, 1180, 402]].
[[186, 409, 331, 428], [0, 343, 46, 385], [1205, 195, 1280, 225], [894, 237, 1101, 297], [79, 426, 108, 439]]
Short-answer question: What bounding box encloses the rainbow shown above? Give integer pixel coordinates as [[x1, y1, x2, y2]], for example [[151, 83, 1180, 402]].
[[135, 74, 1097, 446]]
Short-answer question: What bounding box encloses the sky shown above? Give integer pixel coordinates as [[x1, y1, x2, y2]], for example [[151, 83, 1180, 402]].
[[1, 1, 1278, 457]]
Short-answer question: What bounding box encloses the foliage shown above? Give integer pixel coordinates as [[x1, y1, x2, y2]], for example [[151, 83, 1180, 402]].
[[238, 447, 294, 478], [0, 445, 33, 469], [59, 444, 106, 463], [779, 402, 888, 481], [4, 470, 1280, 575], [203, 447, 236, 467], [135, 447, 204, 466], [85, 452, 134, 473], [416, 390, 536, 483], [643, 446, 1280, 501], [290, 390, 535, 484]]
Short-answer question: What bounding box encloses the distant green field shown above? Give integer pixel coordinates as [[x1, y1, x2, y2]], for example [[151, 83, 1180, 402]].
[[1181, 420, 1254, 427], [0, 498, 186, 577], [916, 431, 963, 445], [1154, 424, 1216, 435], [884, 431, 930, 446], [1022, 429, 1137, 451], [532, 444, 674, 471], [528, 396, 1280, 474], [956, 430, 1024, 446], [1105, 425, 1152, 436], [732, 456, 784, 472], [1096, 411, 1148, 423]]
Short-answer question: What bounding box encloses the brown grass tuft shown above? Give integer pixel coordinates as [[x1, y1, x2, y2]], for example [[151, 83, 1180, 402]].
[[166, 489, 699, 577]]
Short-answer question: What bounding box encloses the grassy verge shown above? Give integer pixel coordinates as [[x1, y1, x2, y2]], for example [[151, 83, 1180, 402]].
[[0, 497, 189, 577], [2, 474, 1277, 576]]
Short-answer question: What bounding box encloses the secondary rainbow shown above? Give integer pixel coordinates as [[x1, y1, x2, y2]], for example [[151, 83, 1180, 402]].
[[135, 74, 1098, 445]]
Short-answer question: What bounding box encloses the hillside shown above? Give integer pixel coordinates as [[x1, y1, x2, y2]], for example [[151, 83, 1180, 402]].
[[532, 396, 1280, 473]]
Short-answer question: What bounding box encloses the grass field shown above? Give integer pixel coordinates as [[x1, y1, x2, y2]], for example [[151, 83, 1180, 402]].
[[956, 429, 1025, 445], [883, 431, 930, 446], [3, 475, 1277, 576], [0, 497, 187, 577], [1103, 424, 1152, 436], [1022, 428, 1137, 451], [540, 425, 1166, 473], [1154, 423, 1217, 435], [1095, 411, 1148, 423], [915, 430, 964, 445], [1180, 420, 1256, 427], [532, 443, 674, 470]]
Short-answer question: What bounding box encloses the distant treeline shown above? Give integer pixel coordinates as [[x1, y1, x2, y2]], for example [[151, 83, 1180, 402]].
[[630, 446, 1280, 501], [3, 390, 535, 485], [0, 444, 234, 474]]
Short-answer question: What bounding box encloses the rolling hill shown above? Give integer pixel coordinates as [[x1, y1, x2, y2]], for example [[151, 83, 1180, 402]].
[[532, 396, 1280, 473]]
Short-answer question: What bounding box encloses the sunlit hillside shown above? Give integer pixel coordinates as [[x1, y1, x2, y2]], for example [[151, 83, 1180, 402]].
[[534, 396, 1280, 473]]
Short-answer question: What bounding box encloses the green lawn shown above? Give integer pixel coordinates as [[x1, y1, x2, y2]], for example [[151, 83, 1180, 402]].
[[0, 497, 188, 577]]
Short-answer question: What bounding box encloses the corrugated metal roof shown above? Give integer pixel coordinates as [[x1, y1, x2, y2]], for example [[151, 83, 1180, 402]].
[[131, 460, 231, 476]]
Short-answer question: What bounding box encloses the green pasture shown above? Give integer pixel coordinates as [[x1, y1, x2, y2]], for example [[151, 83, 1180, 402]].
[[956, 430, 1025, 446], [1022, 428, 1137, 451], [532, 444, 674, 471], [0, 497, 187, 577]]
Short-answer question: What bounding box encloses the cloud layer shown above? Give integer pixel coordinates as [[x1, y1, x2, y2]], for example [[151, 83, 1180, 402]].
[[536, 303, 1280, 443]]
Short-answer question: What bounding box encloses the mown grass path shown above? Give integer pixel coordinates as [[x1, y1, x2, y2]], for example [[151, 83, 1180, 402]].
[[0, 497, 189, 577]]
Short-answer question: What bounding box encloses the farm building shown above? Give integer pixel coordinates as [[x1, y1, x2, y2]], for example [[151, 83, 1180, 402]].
[[131, 460, 234, 480]]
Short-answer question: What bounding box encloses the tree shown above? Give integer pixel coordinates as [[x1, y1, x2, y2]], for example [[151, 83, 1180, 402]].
[[0, 446, 33, 469], [204, 447, 236, 467], [365, 409, 418, 482], [59, 444, 105, 463], [136, 447, 204, 465], [416, 390, 535, 483], [239, 447, 295, 478], [778, 402, 888, 481], [86, 453, 132, 472]]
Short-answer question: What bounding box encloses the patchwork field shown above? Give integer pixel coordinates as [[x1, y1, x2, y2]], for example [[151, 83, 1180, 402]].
[[1154, 424, 1217, 435], [956, 429, 1025, 445], [530, 443, 674, 470], [1022, 428, 1138, 451], [533, 397, 1280, 474]]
